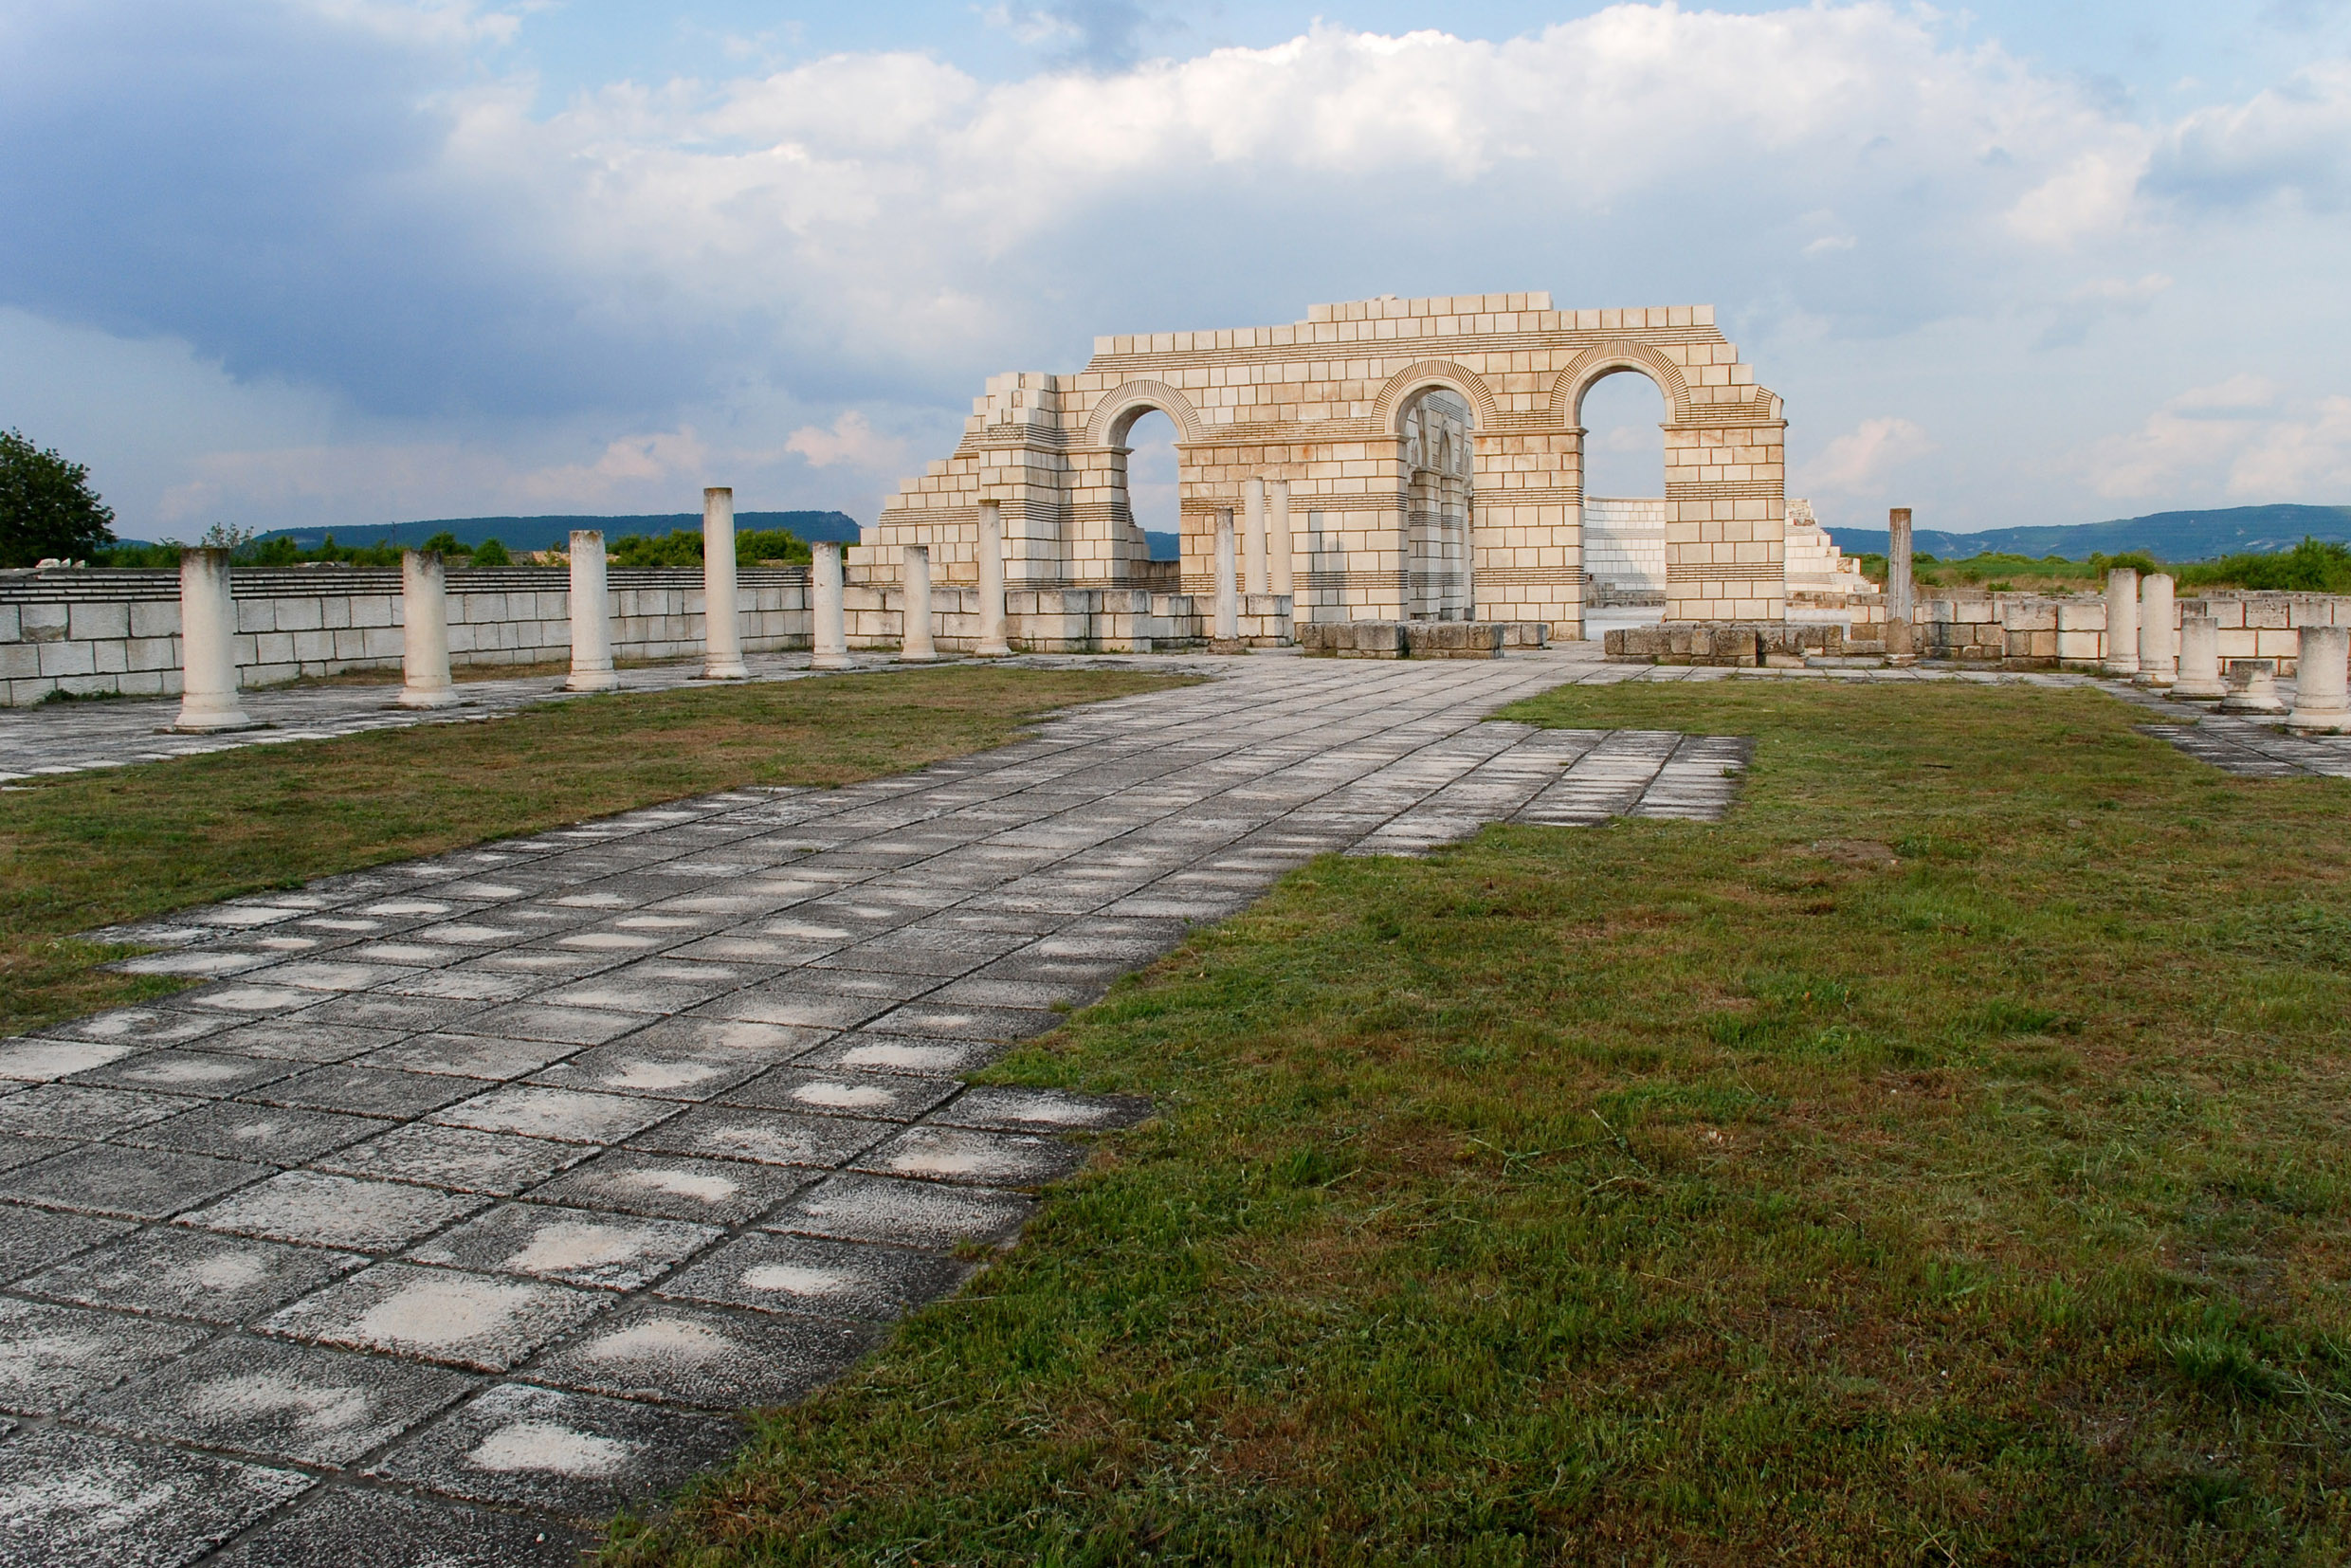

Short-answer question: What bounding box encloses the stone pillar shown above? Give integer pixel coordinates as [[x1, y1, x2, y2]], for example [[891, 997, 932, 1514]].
[[900, 544, 937, 662], [2287, 625, 2351, 733], [2221, 660, 2286, 715], [397, 549, 458, 709], [1214, 508, 1240, 646], [2104, 568, 2140, 677], [1243, 477, 1267, 595], [2135, 573, 2176, 687], [2174, 614, 2226, 700], [701, 485, 748, 680], [173, 547, 253, 732], [975, 501, 1011, 657], [566, 530, 618, 691], [811, 542, 849, 670], [1269, 479, 1295, 599], [1884, 507, 1915, 660]]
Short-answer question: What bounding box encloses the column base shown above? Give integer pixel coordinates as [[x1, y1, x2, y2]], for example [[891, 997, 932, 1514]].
[[566, 669, 620, 692], [699, 665, 751, 681], [395, 685, 461, 709], [2170, 680, 2227, 700], [170, 713, 262, 734], [975, 642, 1012, 658], [810, 653, 853, 670], [2284, 708, 2350, 734], [897, 651, 939, 665]]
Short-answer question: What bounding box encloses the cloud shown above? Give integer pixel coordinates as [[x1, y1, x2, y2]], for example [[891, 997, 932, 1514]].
[[1796, 418, 1937, 494], [2147, 62, 2351, 211], [2087, 379, 2351, 501], [783, 411, 906, 470]]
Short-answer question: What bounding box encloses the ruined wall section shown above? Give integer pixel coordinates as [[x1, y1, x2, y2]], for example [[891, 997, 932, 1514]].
[[866, 293, 1789, 636]]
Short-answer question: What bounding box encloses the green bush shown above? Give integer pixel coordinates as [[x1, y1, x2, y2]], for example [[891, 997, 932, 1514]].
[[606, 525, 810, 568], [2176, 538, 2351, 593], [468, 538, 512, 567], [0, 428, 116, 567]]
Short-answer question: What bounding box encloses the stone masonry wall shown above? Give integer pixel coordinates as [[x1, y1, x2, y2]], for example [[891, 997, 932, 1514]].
[[0, 567, 811, 707], [1917, 590, 2351, 673]]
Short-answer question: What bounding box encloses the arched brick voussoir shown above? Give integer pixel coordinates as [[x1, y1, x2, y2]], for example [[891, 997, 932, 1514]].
[[1372, 361, 1502, 433], [1085, 381, 1207, 448], [1550, 345, 1694, 428]]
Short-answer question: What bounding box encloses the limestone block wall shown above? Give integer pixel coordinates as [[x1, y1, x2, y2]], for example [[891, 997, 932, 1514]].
[[1915, 590, 2351, 672], [864, 292, 1791, 640], [0, 566, 810, 706], [1581, 497, 1668, 601]]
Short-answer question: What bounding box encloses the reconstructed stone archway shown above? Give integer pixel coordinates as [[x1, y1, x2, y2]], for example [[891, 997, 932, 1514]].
[[862, 293, 1789, 637]]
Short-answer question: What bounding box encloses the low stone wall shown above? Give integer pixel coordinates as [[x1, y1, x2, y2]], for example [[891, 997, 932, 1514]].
[[1301, 620, 1549, 660], [0, 566, 810, 706], [1918, 590, 2351, 672], [1605, 622, 1847, 666]]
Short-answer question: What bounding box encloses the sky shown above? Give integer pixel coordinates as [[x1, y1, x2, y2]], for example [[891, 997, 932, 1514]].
[[2, 1, 2349, 541]]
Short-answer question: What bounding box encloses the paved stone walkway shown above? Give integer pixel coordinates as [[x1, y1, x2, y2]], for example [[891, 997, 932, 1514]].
[[0, 654, 1749, 1566]]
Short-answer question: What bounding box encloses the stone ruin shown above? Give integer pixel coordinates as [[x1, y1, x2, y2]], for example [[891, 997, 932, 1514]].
[[847, 291, 1794, 649]]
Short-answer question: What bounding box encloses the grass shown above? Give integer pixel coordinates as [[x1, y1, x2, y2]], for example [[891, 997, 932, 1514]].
[[610, 677, 2351, 1565], [0, 665, 1180, 1040]]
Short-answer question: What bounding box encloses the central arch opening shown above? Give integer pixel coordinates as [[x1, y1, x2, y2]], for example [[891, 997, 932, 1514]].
[[1120, 409, 1181, 565], [1578, 369, 1669, 632], [1399, 388, 1477, 621]]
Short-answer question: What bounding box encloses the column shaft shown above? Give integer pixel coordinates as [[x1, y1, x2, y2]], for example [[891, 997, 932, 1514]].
[[2135, 573, 2176, 685], [2104, 568, 2141, 676], [2175, 614, 2226, 699], [900, 545, 938, 662], [702, 485, 748, 679], [1268, 479, 1294, 598], [398, 549, 457, 708], [976, 501, 1011, 656], [566, 530, 618, 691], [1214, 509, 1240, 645], [173, 547, 253, 732], [2287, 624, 2351, 733], [1243, 478, 1267, 594], [811, 543, 849, 669], [1885, 507, 1915, 659]]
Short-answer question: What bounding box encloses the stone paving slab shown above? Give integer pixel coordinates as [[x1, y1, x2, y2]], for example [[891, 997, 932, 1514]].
[[3, 650, 1767, 1561]]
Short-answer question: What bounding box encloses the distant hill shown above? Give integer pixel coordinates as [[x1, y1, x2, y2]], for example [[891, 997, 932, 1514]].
[[250, 512, 866, 554], [1828, 504, 2351, 562]]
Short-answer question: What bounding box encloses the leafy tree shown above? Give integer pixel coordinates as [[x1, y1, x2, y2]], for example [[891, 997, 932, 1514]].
[[470, 538, 512, 567], [422, 531, 463, 555], [0, 428, 116, 567]]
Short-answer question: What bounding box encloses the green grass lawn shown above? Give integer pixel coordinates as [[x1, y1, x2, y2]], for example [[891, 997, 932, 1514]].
[[0, 666, 1180, 1040], [612, 678, 2351, 1566]]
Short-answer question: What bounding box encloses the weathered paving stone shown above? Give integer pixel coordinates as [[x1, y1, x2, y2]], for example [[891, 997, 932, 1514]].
[[656, 1231, 967, 1321], [183, 1170, 489, 1250], [263, 1263, 609, 1372], [294, 994, 493, 1033], [0, 1038, 142, 1084], [74, 1335, 479, 1468], [208, 1483, 591, 1568], [199, 1020, 406, 1064], [0, 1298, 211, 1414], [722, 1067, 960, 1122], [524, 1150, 811, 1226], [769, 1173, 1035, 1250], [64, 1049, 294, 1098], [0, 1427, 311, 1565], [526, 1039, 774, 1100], [249, 1064, 480, 1120], [0, 1145, 272, 1221], [628, 1104, 893, 1168], [118, 1101, 392, 1162], [370, 1381, 740, 1518], [408, 1203, 722, 1290], [0, 1133, 78, 1175], [793, 1031, 1009, 1077], [312, 1122, 596, 1195], [526, 1299, 879, 1408], [432, 1085, 678, 1144], [179, 983, 318, 1015], [0, 1085, 199, 1140], [930, 1085, 1155, 1134], [608, 1015, 832, 1058], [353, 1033, 578, 1081], [696, 988, 896, 1030], [458, 1004, 654, 1046], [23, 1229, 366, 1322], [855, 1124, 1091, 1188], [866, 1003, 1063, 1041], [36, 1005, 232, 1048], [0, 1203, 134, 1285]]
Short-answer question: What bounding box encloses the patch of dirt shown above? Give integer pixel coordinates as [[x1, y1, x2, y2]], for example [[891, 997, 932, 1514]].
[[1813, 838, 1901, 867]]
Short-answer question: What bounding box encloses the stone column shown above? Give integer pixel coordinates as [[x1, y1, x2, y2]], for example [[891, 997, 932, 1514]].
[[1214, 508, 1240, 646], [1269, 479, 1295, 599], [2135, 573, 2176, 686], [566, 530, 618, 691], [2104, 567, 2140, 676], [810, 542, 849, 670], [1884, 507, 1915, 659], [2174, 614, 2226, 700], [701, 485, 748, 680], [1243, 477, 1267, 595], [900, 544, 937, 662], [975, 501, 1011, 657], [2287, 625, 2351, 733], [397, 549, 458, 709], [173, 547, 253, 732]]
